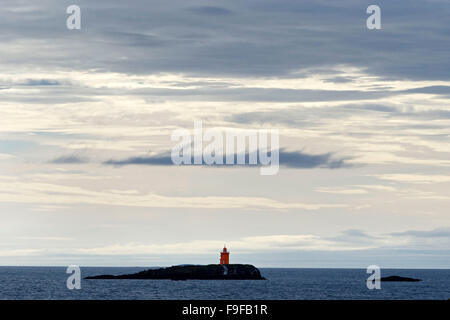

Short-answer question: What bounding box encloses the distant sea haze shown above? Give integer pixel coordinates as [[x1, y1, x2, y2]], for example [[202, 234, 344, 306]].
[[1, 267, 449, 300]]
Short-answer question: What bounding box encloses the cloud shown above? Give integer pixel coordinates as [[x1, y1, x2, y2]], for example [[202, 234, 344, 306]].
[[23, 79, 61, 86], [103, 149, 351, 169], [279, 150, 351, 169], [104, 154, 172, 166], [326, 229, 377, 245], [322, 76, 354, 84], [1, 0, 449, 80], [315, 187, 368, 194], [341, 229, 374, 238], [0, 248, 45, 256], [403, 85, 450, 96], [373, 174, 450, 184], [73, 228, 450, 256], [0, 176, 348, 210], [137, 87, 394, 102], [0, 153, 15, 160], [75, 234, 369, 255], [390, 228, 450, 238], [188, 6, 233, 16], [32, 205, 71, 212], [2, 228, 448, 268], [50, 155, 88, 164]]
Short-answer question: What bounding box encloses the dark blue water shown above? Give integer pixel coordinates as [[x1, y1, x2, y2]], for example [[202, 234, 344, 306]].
[[0, 267, 449, 300]]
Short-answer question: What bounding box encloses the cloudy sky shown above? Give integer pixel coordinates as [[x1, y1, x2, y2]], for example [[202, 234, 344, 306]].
[[1, 0, 449, 267]]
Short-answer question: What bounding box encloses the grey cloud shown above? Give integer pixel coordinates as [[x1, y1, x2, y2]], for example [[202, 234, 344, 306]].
[[130, 87, 395, 102], [1, 0, 450, 80], [0, 94, 97, 104], [108, 31, 167, 48], [342, 104, 450, 120], [403, 85, 450, 95], [103, 149, 351, 169], [327, 229, 376, 244], [104, 154, 173, 166], [50, 155, 88, 164], [188, 6, 233, 16], [227, 107, 361, 129], [341, 104, 398, 113], [322, 76, 354, 84], [2, 84, 398, 104], [342, 229, 374, 238], [23, 79, 61, 86], [346, 104, 450, 120], [279, 150, 351, 169], [390, 228, 450, 238], [227, 102, 450, 131], [0, 84, 101, 104]]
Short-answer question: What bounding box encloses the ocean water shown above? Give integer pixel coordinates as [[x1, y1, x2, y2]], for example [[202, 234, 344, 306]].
[[0, 267, 449, 300]]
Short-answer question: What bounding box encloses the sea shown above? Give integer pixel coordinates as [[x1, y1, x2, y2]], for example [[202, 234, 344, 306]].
[[0, 267, 449, 300]]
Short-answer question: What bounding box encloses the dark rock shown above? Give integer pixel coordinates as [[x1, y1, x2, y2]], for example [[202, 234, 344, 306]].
[[380, 275, 422, 282], [85, 264, 266, 280]]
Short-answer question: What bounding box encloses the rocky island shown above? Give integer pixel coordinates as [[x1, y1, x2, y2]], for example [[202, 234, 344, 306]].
[[85, 264, 266, 280], [380, 275, 422, 282]]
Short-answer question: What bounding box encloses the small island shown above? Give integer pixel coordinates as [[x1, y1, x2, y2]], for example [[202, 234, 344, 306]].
[[86, 246, 265, 280], [85, 264, 265, 280], [380, 275, 422, 282]]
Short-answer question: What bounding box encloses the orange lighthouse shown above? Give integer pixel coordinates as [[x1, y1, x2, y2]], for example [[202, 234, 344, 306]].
[[220, 246, 230, 265]]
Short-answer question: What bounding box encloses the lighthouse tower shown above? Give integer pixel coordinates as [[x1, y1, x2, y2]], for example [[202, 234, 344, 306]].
[[220, 246, 230, 265]]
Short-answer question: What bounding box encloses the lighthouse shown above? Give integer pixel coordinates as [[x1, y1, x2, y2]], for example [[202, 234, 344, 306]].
[[220, 246, 229, 265]]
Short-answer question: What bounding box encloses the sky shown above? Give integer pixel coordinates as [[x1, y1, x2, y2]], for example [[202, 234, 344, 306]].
[[0, 0, 449, 268]]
